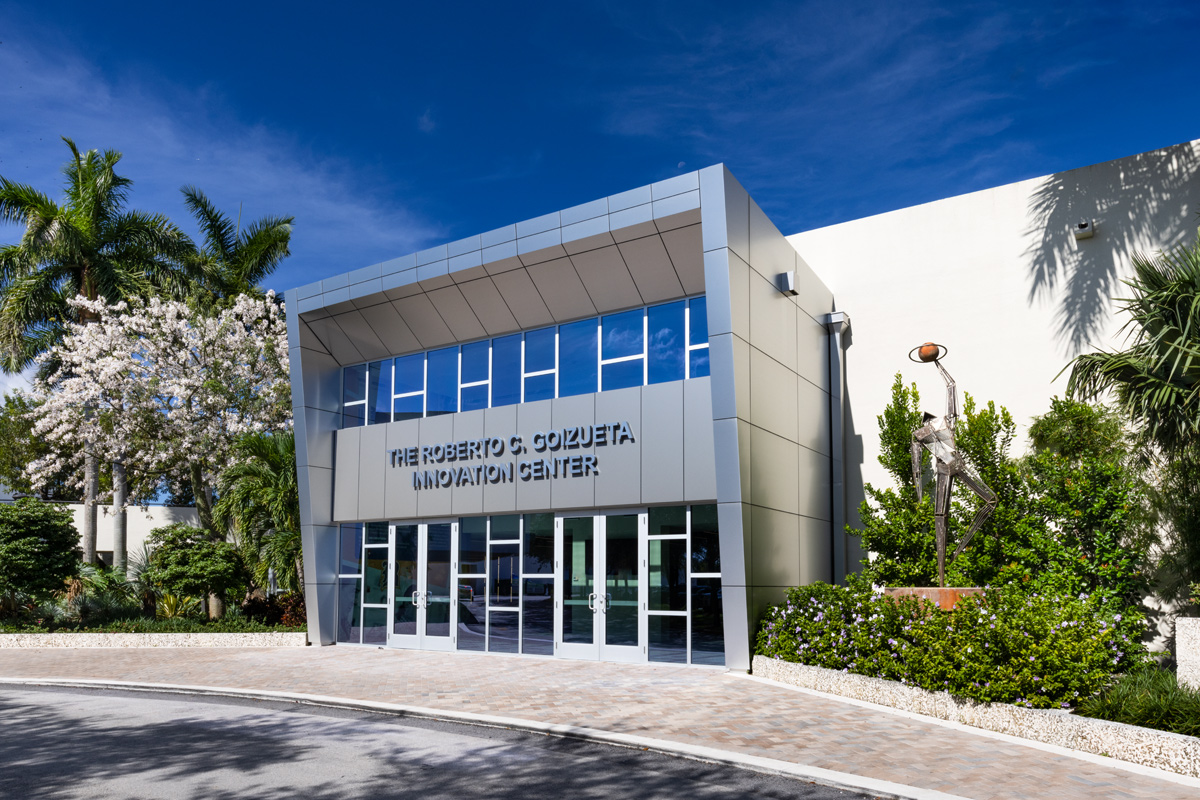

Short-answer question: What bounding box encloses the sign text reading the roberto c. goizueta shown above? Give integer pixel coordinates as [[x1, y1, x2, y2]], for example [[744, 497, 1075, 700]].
[[389, 422, 636, 490]]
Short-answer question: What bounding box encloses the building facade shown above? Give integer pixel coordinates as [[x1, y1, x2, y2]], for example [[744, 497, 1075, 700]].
[[287, 167, 846, 670]]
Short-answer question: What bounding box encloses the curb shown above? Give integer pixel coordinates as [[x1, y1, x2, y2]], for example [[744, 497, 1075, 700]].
[[0, 676, 967, 800]]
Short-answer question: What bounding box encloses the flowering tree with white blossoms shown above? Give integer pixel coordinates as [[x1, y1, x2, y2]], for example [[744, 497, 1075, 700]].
[[28, 293, 291, 544]]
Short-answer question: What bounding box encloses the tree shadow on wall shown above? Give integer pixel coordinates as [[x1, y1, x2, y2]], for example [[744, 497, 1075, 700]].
[[1025, 142, 1200, 356]]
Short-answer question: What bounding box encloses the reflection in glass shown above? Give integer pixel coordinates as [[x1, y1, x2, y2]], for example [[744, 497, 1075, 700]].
[[393, 394, 422, 421], [522, 513, 554, 574], [336, 577, 361, 643], [363, 606, 387, 644], [522, 578, 554, 655], [689, 296, 708, 345], [393, 525, 418, 636], [649, 538, 686, 612], [689, 348, 710, 378], [426, 347, 458, 416], [558, 319, 597, 397], [602, 359, 642, 391], [339, 524, 362, 575], [648, 301, 685, 384], [426, 523, 452, 638], [458, 517, 487, 575], [648, 506, 686, 537], [461, 340, 489, 384], [394, 353, 424, 395], [363, 550, 388, 604], [343, 364, 366, 404], [691, 504, 721, 573], [562, 517, 594, 644], [488, 610, 520, 654], [456, 577, 486, 651], [367, 361, 392, 424], [524, 373, 555, 402], [602, 308, 643, 359], [691, 578, 726, 665], [605, 514, 639, 647], [492, 334, 522, 407], [649, 615, 688, 663], [342, 403, 365, 428], [365, 521, 389, 545], [460, 384, 488, 412], [489, 515, 520, 541], [524, 327, 556, 372], [489, 542, 519, 608]]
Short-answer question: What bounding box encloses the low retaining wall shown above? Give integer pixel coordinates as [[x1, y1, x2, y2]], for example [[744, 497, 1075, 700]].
[[753, 655, 1200, 777], [0, 632, 308, 648], [1179, 618, 1200, 691]]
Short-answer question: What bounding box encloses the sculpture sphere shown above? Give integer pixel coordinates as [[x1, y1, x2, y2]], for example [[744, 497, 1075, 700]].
[[918, 342, 941, 362]]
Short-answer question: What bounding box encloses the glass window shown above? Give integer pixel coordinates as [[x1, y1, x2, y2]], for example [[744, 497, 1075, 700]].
[[489, 542, 519, 608], [691, 577, 725, 665], [648, 505, 686, 537], [457, 577, 486, 651], [461, 384, 488, 412], [492, 334, 522, 407], [649, 615, 688, 664], [488, 610, 520, 653], [342, 403, 365, 428], [691, 504, 720, 573], [458, 517, 487, 575], [338, 524, 362, 575], [649, 538, 687, 612], [362, 606, 387, 644], [689, 349, 710, 378], [393, 394, 422, 421], [602, 308, 643, 360], [394, 353, 424, 395], [365, 521, 389, 545], [522, 579, 554, 655], [336, 578, 362, 643], [461, 340, 489, 384], [522, 513, 554, 575], [343, 364, 366, 405], [489, 515, 520, 541], [525, 327, 555, 373], [367, 361, 392, 424], [602, 359, 642, 391], [689, 296, 708, 346], [524, 372, 555, 402], [363, 550, 388, 604], [559, 319, 597, 397], [648, 301, 685, 384], [426, 346, 458, 416]]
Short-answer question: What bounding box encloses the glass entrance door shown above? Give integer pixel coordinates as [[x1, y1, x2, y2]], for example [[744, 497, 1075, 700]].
[[555, 511, 645, 662], [388, 521, 456, 651]]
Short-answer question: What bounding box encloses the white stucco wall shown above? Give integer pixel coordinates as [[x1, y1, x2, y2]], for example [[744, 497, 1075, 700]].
[[788, 140, 1200, 538], [66, 504, 201, 560]]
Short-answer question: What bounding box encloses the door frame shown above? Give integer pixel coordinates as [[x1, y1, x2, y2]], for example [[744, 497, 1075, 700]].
[[386, 519, 458, 652]]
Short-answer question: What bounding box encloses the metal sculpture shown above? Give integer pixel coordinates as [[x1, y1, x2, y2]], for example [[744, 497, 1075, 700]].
[[907, 343, 997, 587]]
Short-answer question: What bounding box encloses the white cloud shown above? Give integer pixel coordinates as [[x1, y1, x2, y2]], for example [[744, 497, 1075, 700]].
[[417, 109, 437, 134], [0, 29, 444, 292]]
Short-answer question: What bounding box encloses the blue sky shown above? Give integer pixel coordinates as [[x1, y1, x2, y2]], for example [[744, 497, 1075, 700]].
[[2, 0, 1199, 296]]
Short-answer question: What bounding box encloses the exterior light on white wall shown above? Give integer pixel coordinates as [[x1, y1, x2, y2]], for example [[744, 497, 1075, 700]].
[[776, 271, 799, 295], [1073, 220, 1095, 240]]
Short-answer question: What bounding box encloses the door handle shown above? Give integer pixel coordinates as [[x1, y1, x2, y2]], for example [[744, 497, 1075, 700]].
[[411, 590, 420, 608], [588, 592, 598, 613], [605, 592, 612, 611]]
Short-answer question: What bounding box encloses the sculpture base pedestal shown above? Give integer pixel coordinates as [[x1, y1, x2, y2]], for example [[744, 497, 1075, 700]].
[[882, 587, 983, 610]]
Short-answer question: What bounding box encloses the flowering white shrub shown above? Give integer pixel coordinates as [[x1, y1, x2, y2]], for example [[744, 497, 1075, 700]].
[[28, 293, 291, 509]]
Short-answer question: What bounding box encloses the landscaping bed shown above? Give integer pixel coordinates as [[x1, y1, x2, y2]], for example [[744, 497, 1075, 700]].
[[753, 655, 1200, 778], [0, 631, 307, 647]]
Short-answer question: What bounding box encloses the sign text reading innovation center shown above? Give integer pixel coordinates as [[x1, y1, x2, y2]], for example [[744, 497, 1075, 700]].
[[390, 422, 636, 490]]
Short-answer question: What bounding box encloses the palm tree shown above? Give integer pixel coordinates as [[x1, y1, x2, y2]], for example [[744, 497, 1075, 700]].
[[0, 138, 195, 566], [1066, 231, 1200, 455], [180, 186, 292, 310], [214, 432, 302, 594]]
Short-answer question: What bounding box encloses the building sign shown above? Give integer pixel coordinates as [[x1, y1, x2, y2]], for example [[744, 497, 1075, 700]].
[[390, 422, 636, 490]]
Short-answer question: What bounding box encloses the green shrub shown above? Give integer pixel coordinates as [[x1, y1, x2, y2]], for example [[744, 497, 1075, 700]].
[[0, 498, 80, 614], [144, 524, 245, 607], [755, 577, 1149, 708], [0, 616, 304, 634], [1077, 667, 1200, 736]]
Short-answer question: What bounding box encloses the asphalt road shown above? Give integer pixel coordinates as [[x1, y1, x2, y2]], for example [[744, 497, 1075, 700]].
[[0, 686, 877, 800]]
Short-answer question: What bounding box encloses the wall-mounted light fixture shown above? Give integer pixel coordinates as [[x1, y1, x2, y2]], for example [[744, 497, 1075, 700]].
[[1073, 220, 1095, 240], [776, 271, 799, 295]]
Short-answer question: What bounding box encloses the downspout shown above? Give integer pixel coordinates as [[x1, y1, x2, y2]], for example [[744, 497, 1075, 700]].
[[825, 312, 851, 584]]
